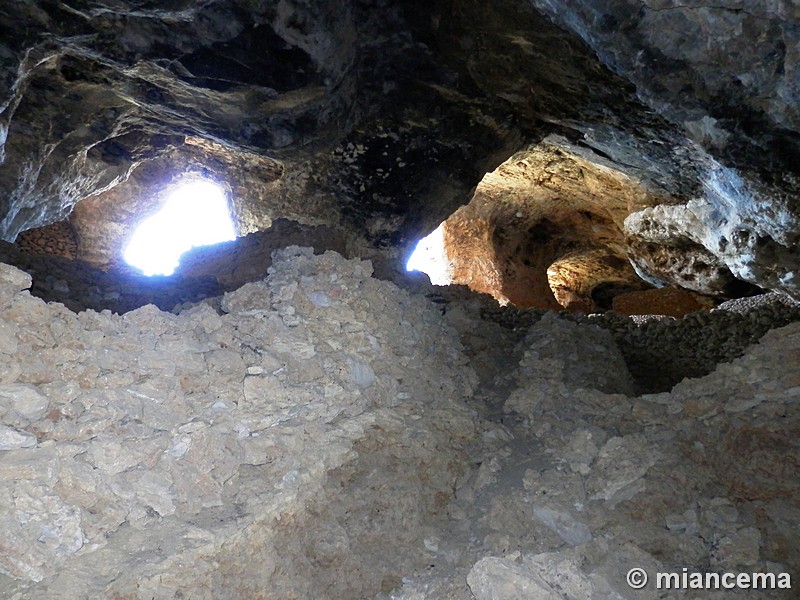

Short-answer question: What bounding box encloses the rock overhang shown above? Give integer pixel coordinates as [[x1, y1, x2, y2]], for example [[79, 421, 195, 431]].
[[0, 0, 798, 306]]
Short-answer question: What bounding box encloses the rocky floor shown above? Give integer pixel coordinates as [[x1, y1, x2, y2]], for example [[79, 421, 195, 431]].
[[0, 249, 798, 599], [391, 308, 800, 599]]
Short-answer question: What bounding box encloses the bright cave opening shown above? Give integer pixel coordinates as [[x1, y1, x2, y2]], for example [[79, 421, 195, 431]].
[[123, 179, 236, 276], [405, 222, 453, 285]]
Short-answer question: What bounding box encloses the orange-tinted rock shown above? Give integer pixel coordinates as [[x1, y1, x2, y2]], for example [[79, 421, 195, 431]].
[[612, 286, 714, 317], [441, 141, 658, 310]]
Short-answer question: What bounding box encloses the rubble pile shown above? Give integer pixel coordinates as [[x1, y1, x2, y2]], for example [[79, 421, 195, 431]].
[[0, 248, 797, 599], [392, 311, 800, 599], [0, 248, 478, 599]]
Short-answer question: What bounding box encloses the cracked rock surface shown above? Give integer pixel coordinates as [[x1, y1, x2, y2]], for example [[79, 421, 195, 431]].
[[0, 248, 478, 598]]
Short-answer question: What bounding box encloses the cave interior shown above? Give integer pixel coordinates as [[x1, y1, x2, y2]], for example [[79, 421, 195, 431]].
[[1, 1, 799, 598]]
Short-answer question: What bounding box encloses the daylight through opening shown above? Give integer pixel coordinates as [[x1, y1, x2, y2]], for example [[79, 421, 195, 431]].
[[124, 179, 236, 276], [406, 222, 452, 285]]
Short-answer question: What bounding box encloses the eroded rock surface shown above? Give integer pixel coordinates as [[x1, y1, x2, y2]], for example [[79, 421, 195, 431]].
[[441, 138, 656, 310], [1, 1, 798, 300], [529, 0, 800, 298]]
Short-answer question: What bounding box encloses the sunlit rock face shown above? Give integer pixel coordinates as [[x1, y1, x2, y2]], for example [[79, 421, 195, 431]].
[[440, 139, 655, 310], [0, 0, 798, 299], [624, 169, 799, 297], [68, 138, 286, 268]]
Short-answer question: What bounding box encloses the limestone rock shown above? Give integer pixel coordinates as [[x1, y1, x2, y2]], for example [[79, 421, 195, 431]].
[[0, 249, 481, 598], [441, 140, 652, 310], [0, 384, 49, 421], [531, 1, 800, 156], [0, 264, 32, 294], [514, 312, 635, 396], [0, 251, 797, 597], [531, 506, 592, 546], [585, 436, 658, 507], [467, 557, 563, 600], [468, 553, 627, 600]]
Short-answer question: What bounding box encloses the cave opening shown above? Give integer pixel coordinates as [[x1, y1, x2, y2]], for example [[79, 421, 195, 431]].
[[405, 222, 452, 285], [122, 178, 236, 276]]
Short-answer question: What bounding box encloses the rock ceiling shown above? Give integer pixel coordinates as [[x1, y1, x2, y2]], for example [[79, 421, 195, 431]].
[[0, 0, 798, 307]]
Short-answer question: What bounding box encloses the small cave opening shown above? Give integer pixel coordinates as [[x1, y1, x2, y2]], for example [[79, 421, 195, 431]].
[[401, 141, 660, 312], [405, 222, 452, 286], [123, 178, 236, 276]]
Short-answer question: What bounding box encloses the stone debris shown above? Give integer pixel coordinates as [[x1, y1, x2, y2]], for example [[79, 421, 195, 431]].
[[3, 223, 798, 396], [469, 290, 800, 394], [388, 315, 798, 600], [0, 248, 479, 598], [0, 424, 38, 450], [612, 286, 714, 317], [0, 247, 798, 599]]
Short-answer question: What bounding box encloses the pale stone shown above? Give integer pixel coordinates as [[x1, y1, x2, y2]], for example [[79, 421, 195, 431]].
[[0, 249, 796, 599], [349, 358, 376, 389], [531, 505, 592, 546], [220, 281, 272, 314], [467, 557, 563, 600], [1, 482, 84, 582], [0, 319, 19, 354], [0, 264, 32, 293], [712, 527, 762, 568], [0, 383, 49, 420], [307, 291, 332, 307], [586, 436, 657, 506], [0, 424, 37, 449], [0, 447, 59, 483]]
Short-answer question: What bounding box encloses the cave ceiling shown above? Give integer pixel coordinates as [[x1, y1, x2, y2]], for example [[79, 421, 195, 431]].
[[0, 0, 798, 301]]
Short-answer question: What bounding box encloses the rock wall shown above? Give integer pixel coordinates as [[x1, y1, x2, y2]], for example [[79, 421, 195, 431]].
[[441, 138, 658, 310], [67, 138, 288, 268], [530, 0, 800, 161], [14, 222, 78, 261], [529, 0, 800, 298]]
